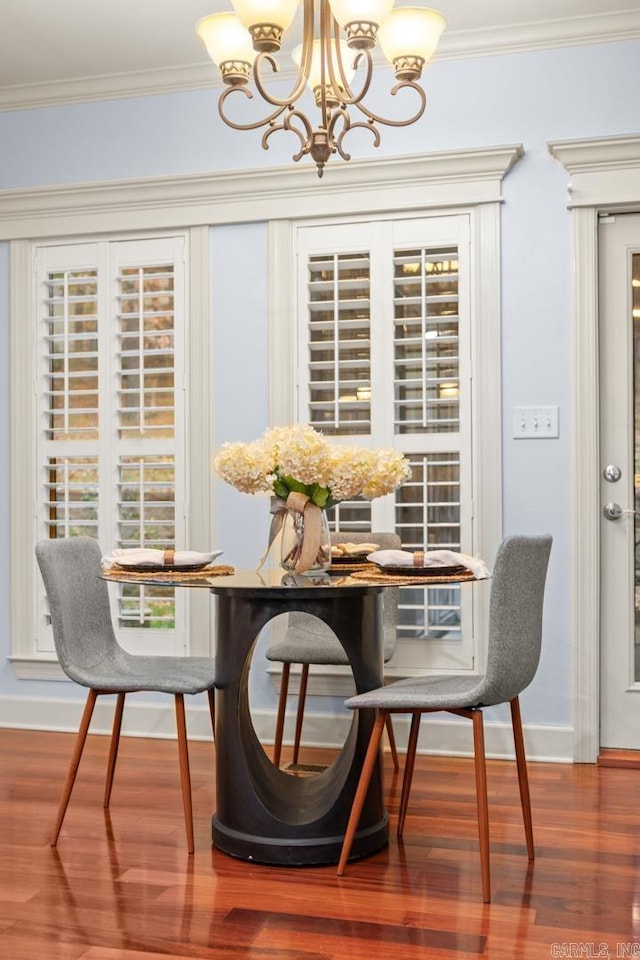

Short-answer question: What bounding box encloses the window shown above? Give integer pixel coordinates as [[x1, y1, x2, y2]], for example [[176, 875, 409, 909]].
[[8, 227, 216, 676], [34, 236, 187, 656], [295, 215, 474, 673]]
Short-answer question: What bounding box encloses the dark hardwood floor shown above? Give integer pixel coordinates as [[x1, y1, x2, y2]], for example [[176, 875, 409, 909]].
[[1, 726, 639, 959]]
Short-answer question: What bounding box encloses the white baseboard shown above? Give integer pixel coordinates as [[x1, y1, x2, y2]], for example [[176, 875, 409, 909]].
[[0, 693, 218, 741], [0, 693, 575, 763], [258, 709, 575, 763]]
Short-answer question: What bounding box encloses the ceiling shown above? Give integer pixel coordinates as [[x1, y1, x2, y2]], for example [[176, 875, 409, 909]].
[[0, 0, 638, 102]]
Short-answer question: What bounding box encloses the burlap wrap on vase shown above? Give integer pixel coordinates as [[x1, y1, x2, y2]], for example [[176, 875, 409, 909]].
[[259, 493, 331, 574]]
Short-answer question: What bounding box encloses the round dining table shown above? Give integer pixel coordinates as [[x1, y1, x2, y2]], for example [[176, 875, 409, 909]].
[[104, 561, 477, 866]]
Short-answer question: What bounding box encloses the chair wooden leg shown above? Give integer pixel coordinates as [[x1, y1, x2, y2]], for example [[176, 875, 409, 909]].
[[292, 664, 309, 765], [52, 688, 99, 846], [510, 696, 534, 859], [337, 710, 387, 876], [273, 663, 290, 768], [174, 693, 194, 855], [471, 709, 491, 903], [397, 712, 421, 838], [103, 692, 125, 809], [385, 715, 400, 772], [207, 688, 216, 742]]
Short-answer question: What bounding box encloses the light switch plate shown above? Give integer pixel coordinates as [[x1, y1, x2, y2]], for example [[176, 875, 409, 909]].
[[513, 405, 559, 439]]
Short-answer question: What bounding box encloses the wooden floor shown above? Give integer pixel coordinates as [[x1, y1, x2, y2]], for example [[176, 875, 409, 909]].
[[1, 727, 639, 959]]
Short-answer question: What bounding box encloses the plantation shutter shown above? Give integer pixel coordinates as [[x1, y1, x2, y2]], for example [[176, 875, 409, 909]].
[[36, 236, 188, 657], [297, 216, 474, 672], [307, 252, 371, 435]]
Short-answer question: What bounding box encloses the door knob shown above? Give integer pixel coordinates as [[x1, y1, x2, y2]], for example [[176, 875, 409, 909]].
[[603, 502, 638, 520]]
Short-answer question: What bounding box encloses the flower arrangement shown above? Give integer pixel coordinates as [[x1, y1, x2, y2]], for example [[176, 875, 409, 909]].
[[213, 425, 411, 574], [213, 424, 411, 508]]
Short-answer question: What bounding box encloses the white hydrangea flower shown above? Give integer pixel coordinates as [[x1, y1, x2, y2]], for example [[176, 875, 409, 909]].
[[212, 425, 411, 505]]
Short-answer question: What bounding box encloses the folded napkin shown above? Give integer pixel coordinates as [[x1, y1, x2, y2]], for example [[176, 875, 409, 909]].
[[367, 548, 489, 579], [331, 542, 380, 557], [101, 548, 223, 570]]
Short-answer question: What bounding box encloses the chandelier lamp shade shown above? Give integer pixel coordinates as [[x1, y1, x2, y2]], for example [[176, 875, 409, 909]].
[[196, 1, 446, 176]]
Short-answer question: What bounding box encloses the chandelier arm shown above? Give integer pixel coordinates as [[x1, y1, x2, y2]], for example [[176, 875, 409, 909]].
[[335, 119, 381, 160], [350, 80, 427, 127], [329, 14, 374, 106], [327, 108, 381, 162], [262, 109, 312, 158], [218, 85, 288, 132], [318, 0, 333, 131], [251, 45, 307, 110], [284, 109, 316, 161], [328, 107, 351, 160]]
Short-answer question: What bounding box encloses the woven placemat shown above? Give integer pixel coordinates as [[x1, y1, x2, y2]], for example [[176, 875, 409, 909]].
[[103, 563, 235, 583], [348, 567, 479, 586], [329, 561, 375, 575]]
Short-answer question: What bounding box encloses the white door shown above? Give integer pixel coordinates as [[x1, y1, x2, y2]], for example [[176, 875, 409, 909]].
[[599, 212, 640, 749]]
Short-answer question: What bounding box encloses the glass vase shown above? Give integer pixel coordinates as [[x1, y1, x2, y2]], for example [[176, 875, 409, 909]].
[[280, 507, 332, 574]]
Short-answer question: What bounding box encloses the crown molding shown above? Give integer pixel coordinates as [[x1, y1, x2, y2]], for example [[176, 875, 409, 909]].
[[0, 10, 638, 113], [548, 134, 640, 208], [440, 9, 640, 61], [0, 62, 218, 113], [0, 143, 523, 240], [548, 134, 640, 172]]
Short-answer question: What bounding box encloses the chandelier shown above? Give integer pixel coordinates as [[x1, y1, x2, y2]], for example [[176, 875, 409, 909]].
[[196, 1, 446, 177]]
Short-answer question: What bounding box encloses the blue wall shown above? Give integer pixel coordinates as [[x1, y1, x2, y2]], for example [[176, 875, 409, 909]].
[[1, 38, 639, 740]]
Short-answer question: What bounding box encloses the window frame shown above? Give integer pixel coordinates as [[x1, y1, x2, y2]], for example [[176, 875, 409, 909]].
[[35, 235, 187, 656], [10, 226, 214, 679], [293, 213, 475, 672], [269, 201, 505, 693]]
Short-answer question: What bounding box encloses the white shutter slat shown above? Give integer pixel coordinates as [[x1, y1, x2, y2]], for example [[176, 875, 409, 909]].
[[306, 251, 371, 435], [43, 456, 99, 540], [116, 453, 177, 628], [43, 265, 99, 441], [394, 246, 460, 436], [116, 262, 176, 441], [395, 451, 462, 643]]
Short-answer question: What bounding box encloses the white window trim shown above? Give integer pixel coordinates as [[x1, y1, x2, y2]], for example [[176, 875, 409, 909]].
[[292, 213, 474, 675], [5, 146, 521, 680], [268, 191, 516, 696], [10, 226, 214, 679], [0, 147, 521, 241], [548, 134, 640, 762]]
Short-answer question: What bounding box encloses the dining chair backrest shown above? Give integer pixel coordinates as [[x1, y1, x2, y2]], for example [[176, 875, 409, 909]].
[[284, 530, 401, 662], [480, 534, 552, 707], [35, 536, 118, 685]]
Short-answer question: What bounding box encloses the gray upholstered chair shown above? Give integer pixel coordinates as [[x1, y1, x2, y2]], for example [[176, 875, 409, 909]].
[[337, 534, 552, 902], [266, 531, 402, 770], [35, 536, 216, 853]]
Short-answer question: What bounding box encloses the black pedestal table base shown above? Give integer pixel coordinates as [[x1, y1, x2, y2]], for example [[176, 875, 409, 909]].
[[210, 573, 388, 866]]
